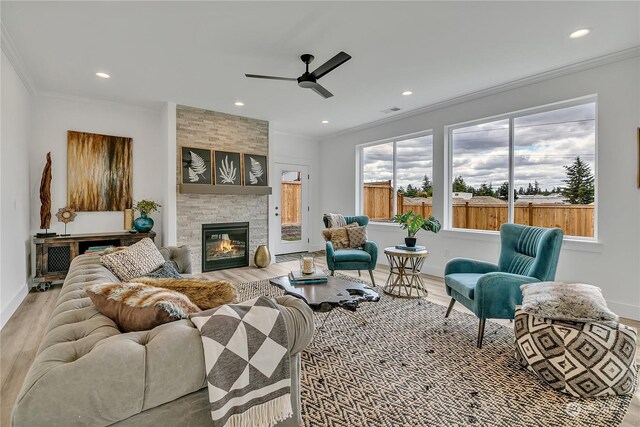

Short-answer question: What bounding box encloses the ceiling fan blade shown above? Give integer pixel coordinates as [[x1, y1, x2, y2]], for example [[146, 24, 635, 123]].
[[245, 74, 297, 81], [310, 51, 351, 79], [311, 83, 333, 99]]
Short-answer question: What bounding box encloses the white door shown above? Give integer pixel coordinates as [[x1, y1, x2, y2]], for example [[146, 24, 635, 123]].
[[273, 163, 309, 255]]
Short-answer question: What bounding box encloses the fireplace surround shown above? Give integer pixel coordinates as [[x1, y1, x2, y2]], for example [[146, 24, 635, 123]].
[[202, 222, 249, 272]]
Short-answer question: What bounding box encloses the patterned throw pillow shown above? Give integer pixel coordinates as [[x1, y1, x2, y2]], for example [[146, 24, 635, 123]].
[[140, 261, 182, 279], [85, 282, 201, 332], [322, 222, 359, 249], [100, 238, 165, 281], [324, 213, 347, 228], [347, 226, 367, 248]]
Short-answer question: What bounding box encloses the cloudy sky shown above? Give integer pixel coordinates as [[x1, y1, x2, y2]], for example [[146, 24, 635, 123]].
[[362, 102, 595, 193]]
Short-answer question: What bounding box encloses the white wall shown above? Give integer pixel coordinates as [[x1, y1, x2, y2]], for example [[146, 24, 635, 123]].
[[30, 96, 165, 242], [1, 50, 32, 327], [320, 56, 640, 320], [270, 131, 323, 257]]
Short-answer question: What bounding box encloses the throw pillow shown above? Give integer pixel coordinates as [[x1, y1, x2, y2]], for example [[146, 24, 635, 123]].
[[85, 282, 201, 332], [139, 261, 182, 279], [520, 282, 619, 322], [131, 277, 238, 310], [100, 238, 165, 281], [347, 226, 367, 248], [322, 222, 360, 249], [324, 213, 347, 228]]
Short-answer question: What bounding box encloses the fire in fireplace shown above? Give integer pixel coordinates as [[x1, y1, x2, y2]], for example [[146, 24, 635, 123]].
[[202, 222, 249, 272]]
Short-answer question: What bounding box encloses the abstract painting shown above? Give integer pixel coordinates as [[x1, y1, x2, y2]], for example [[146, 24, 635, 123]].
[[243, 153, 267, 186], [181, 146, 212, 185], [67, 131, 132, 211], [214, 151, 241, 186]]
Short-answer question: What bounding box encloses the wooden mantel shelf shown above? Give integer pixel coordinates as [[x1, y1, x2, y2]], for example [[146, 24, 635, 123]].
[[179, 184, 272, 196]]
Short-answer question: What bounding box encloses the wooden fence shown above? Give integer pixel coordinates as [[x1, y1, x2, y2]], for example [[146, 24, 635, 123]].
[[280, 181, 594, 237]]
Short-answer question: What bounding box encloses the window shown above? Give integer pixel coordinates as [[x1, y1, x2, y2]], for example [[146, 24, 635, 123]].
[[358, 132, 433, 221], [447, 97, 596, 238]]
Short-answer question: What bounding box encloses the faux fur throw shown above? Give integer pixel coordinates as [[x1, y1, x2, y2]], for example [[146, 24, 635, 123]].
[[190, 296, 292, 427], [85, 282, 201, 332], [132, 277, 238, 310], [520, 282, 619, 322]]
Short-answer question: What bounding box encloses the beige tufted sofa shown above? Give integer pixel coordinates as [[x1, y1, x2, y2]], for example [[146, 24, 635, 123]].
[[12, 250, 314, 427]]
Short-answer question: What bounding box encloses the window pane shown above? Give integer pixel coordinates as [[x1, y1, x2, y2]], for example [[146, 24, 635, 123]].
[[451, 119, 510, 231], [514, 103, 596, 237], [280, 170, 302, 241], [396, 135, 434, 219], [362, 142, 393, 221]]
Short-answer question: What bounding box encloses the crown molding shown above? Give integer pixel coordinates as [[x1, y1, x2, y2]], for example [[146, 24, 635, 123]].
[[1, 21, 37, 94], [323, 46, 640, 141], [37, 91, 163, 113]]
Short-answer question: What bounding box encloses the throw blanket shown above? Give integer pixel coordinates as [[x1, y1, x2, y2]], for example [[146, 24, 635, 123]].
[[190, 296, 292, 427]]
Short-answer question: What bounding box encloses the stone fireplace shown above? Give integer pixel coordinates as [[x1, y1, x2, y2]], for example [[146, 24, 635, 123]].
[[202, 222, 249, 272], [176, 105, 269, 272]]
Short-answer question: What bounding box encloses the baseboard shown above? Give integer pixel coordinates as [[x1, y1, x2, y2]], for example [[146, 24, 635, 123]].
[[607, 300, 640, 322], [0, 284, 29, 330]]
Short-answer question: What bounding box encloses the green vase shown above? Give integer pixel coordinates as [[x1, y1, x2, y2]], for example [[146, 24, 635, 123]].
[[133, 213, 154, 233]]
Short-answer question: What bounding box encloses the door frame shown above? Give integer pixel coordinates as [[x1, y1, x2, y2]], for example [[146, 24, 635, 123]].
[[271, 162, 310, 256]]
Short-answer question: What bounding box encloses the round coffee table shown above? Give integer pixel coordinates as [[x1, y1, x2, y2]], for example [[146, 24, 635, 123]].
[[383, 247, 429, 298]]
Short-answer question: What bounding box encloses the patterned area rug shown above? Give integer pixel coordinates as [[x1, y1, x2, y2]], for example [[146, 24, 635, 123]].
[[236, 276, 636, 427]]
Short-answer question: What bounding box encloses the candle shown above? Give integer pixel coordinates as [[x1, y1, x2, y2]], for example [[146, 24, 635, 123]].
[[302, 257, 314, 274], [124, 209, 133, 230]]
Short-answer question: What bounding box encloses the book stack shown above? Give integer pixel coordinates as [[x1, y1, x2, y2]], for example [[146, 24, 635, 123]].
[[288, 269, 329, 284], [395, 244, 426, 252]]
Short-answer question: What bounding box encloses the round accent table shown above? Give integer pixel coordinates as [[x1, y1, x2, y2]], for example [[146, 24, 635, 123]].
[[383, 247, 429, 298]]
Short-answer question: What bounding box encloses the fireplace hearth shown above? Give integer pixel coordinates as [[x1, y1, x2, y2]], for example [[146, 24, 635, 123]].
[[202, 222, 249, 272]]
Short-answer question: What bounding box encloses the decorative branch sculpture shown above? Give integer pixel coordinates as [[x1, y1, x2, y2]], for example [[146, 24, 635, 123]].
[[39, 152, 53, 231]]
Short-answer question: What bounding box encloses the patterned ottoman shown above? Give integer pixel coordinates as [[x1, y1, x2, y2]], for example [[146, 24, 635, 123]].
[[514, 308, 637, 397]]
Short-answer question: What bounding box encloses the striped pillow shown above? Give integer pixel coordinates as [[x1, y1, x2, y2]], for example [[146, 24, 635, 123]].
[[100, 238, 165, 281]]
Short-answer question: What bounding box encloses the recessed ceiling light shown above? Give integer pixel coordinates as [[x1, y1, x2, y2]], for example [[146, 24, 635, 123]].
[[321, 120, 329, 124], [234, 101, 244, 106], [95, 72, 110, 79], [569, 29, 590, 39], [402, 91, 413, 96]]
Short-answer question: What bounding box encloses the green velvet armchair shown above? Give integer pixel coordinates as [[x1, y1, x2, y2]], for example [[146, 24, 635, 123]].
[[444, 223, 563, 348], [323, 215, 378, 286]]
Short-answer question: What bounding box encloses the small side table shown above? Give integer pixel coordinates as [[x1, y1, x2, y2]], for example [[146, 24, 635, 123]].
[[383, 247, 429, 298]]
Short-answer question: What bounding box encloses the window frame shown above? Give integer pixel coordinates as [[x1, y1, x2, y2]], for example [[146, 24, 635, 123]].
[[444, 95, 598, 241], [356, 130, 434, 222]]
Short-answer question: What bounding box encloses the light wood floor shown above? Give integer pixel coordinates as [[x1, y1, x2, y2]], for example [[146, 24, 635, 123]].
[[1, 259, 638, 427]]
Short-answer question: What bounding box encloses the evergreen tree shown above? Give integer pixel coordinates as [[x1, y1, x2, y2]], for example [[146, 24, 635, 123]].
[[452, 176, 468, 193], [518, 187, 525, 195], [534, 180, 541, 195], [497, 182, 510, 201], [562, 156, 595, 204], [475, 182, 495, 197], [421, 175, 433, 197], [404, 184, 419, 197]]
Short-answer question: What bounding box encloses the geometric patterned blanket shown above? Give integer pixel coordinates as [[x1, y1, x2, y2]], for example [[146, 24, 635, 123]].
[[514, 308, 637, 397], [190, 296, 292, 427]]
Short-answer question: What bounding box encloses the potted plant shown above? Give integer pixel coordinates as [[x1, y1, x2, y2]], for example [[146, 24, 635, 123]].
[[132, 200, 162, 233], [391, 211, 441, 247]]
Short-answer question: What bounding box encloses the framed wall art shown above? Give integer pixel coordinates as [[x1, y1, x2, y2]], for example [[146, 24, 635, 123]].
[[214, 151, 242, 186], [243, 153, 268, 187], [67, 130, 132, 211], [182, 147, 212, 185]]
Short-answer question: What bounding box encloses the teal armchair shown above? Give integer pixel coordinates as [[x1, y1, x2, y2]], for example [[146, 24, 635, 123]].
[[444, 223, 563, 348], [323, 215, 378, 286]]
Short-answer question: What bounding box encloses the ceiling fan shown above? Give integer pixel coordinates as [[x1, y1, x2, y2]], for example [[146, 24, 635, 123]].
[[245, 51, 351, 99]]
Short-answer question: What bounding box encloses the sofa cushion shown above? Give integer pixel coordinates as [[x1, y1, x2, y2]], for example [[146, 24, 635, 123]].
[[141, 261, 183, 279], [322, 222, 359, 249], [131, 277, 238, 310], [445, 273, 485, 300], [520, 282, 618, 322], [333, 249, 371, 263], [101, 238, 165, 281], [347, 226, 367, 248], [85, 282, 201, 332]]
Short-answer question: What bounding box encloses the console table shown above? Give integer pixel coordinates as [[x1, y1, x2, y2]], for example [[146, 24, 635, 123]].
[[33, 231, 156, 291]]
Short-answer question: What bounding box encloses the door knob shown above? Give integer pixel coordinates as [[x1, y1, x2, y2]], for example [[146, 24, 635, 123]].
[[275, 213, 280, 216]]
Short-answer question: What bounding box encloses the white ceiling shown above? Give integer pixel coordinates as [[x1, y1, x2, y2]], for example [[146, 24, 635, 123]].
[[2, 1, 639, 138]]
